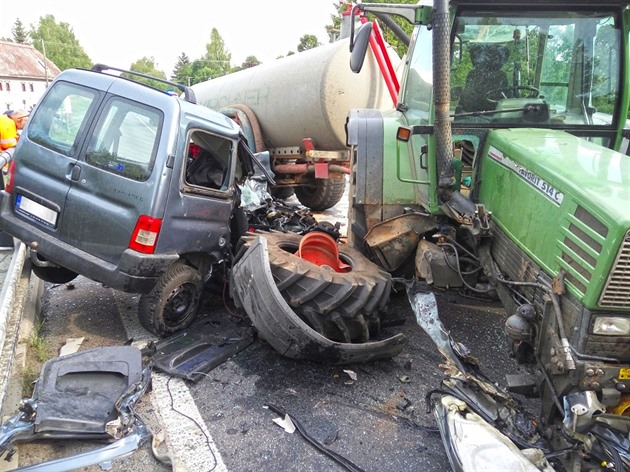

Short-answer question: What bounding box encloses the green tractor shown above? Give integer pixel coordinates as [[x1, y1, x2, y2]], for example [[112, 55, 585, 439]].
[[348, 0, 630, 470]]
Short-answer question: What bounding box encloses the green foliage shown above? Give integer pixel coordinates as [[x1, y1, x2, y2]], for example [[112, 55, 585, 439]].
[[324, 0, 416, 57], [325, 2, 344, 41], [204, 28, 232, 77], [230, 56, 262, 74], [172, 53, 193, 84], [123, 57, 169, 90], [28, 320, 50, 363], [181, 28, 232, 85], [11, 19, 29, 44], [297, 34, 320, 52], [30, 15, 92, 71], [241, 55, 261, 69]]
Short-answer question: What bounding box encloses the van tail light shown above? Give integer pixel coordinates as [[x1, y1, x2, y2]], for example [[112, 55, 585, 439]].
[[4, 161, 16, 194], [129, 215, 162, 254]]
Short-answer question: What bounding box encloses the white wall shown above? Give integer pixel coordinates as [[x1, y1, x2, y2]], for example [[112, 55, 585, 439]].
[[0, 77, 50, 113]]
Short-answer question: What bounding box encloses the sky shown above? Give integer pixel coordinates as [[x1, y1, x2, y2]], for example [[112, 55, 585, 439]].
[[0, 0, 339, 74]]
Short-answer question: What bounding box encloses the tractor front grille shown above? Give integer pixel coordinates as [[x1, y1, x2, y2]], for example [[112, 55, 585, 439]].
[[559, 206, 608, 297], [599, 230, 630, 308]]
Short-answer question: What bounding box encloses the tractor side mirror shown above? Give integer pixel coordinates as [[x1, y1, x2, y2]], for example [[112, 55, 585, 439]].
[[350, 22, 373, 74]]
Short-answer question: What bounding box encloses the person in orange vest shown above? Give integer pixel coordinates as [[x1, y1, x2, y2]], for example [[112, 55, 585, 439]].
[[0, 109, 28, 250], [0, 109, 29, 151]]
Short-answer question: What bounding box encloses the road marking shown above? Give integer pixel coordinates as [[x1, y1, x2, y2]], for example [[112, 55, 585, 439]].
[[113, 291, 227, 472]]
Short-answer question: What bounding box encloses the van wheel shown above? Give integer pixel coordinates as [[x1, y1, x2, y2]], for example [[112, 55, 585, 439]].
[[32, 265, 78, 284], [139, 262, 202, 336], [237, 231, 391, 343]]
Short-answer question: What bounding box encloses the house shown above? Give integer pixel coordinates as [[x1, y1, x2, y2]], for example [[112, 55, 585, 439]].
[[0, 40, 61, 113]]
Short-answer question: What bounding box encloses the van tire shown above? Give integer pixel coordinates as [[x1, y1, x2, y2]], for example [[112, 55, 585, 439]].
[[32, 265, 79, 285], [237, 231, 391, 343], [139, 262, 202, 336], [295, 177, 346, 211]]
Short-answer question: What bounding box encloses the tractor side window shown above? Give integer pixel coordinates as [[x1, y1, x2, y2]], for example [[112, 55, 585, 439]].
[[451, 10, 621, 129], [185, 131, 233, 192]]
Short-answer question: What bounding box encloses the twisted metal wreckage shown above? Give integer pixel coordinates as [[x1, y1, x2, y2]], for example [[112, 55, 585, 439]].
[[1, 179, 629, 470]]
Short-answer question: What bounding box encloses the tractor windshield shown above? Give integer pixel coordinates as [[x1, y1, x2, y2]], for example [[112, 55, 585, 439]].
[[401, 7, 623, 146]]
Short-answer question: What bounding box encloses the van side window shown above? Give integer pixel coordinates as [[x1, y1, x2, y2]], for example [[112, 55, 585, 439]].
[[85, 97, 162, 181], [28, 81, 97, 157], [184, 131, 232, 191]]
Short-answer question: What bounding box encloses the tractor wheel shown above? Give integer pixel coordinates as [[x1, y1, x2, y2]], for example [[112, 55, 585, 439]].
[[237, 231, 391, 343], [295, 177, 346, 211], [139, 262, 202, 336], [32, 265, 78, 284]]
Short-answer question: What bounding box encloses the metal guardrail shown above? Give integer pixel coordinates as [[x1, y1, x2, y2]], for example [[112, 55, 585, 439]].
[[0, 242, 29, 415]]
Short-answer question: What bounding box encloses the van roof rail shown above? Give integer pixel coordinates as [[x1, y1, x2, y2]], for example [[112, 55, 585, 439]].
[[91, 64, 197, 104]]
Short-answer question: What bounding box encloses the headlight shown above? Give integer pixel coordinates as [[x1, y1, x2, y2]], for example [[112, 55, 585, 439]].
[[593, 317, 630, 336]]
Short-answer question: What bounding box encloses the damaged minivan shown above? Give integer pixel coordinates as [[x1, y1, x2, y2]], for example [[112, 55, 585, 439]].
[[0, 66, 258, 336]]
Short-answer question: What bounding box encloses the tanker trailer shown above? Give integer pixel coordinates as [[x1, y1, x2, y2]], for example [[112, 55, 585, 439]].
[[192, 37, 399, 210]]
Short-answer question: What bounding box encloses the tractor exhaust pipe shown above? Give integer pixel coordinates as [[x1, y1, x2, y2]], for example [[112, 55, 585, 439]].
[[433, 0, 455, 202]]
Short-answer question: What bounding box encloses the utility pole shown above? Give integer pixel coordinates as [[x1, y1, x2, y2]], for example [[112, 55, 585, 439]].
[[41, 39, 49, 85]]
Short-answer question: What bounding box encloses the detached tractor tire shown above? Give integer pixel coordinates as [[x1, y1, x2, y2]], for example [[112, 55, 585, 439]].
[[237, 231, 391, 343], [139, 262, 203, 337], [32, 265, 78, 284], [295, 177, 346, 211]]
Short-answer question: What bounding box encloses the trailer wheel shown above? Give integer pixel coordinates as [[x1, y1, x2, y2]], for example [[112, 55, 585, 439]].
[[237, 231, 391, 343], [270, 186, 295, 200], [138, 262, 202, 336], [295, 177, 346, 211]]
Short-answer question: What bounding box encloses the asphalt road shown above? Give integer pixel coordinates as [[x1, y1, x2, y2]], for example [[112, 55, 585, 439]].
[[10, 273, 525, 472], [6, 188, 533, 471]]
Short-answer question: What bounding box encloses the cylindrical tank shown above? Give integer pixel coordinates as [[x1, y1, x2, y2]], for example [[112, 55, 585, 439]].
[[192, 38, 398, 151]]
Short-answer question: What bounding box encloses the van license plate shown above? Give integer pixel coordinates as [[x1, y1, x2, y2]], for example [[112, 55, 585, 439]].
[[15, 194, 58, 227]]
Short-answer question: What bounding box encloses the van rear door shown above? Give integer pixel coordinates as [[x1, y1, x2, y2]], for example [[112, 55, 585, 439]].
[[12, 78, 100, 235], [60, 94, 166, 265]]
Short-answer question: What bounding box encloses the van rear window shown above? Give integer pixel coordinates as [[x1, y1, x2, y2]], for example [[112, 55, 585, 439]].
[[85, 97, 162, 181], [28, 81, 96, 156]]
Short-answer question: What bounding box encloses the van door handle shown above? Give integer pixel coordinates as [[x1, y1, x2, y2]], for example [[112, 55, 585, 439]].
[[70, 164, 82, 181]]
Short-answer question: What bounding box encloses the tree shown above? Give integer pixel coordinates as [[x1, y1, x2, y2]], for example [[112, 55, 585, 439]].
[[184, 28, 232, 85], [172, 53, 193, 85], [11, 19, 29, 44], [297, 34, 320, 52], [124, 57, 168, 90], [325, 0, 416, 58], [201, 28, 232, 78], [241, 55, 261, 69], [325, 2, 345, 42], [187, 59, 214, 85], [30, 15, 91, 71]]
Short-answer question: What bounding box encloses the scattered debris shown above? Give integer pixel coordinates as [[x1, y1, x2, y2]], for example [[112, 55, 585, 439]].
[[264, 404, 366, 472], [272, 414, 296, 434], [58, 336, 84, 356], [150, 318, 255, 382], [343, 370, 357, 385], [151, 429, 173, 466], [406, 281, 555, 471], [0, 346, 151, 470]]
